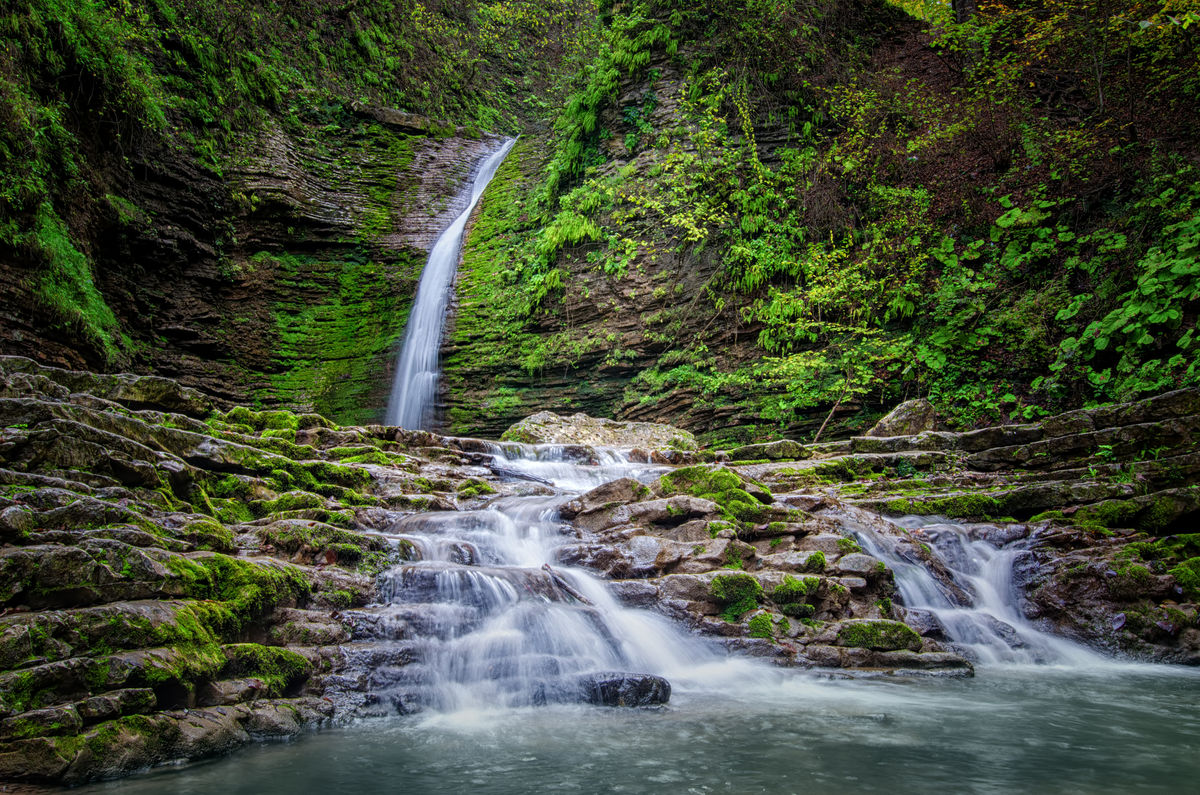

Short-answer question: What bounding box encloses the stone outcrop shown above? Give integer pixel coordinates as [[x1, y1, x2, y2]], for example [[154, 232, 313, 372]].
[[718, 387, 1200, 663], [555, 463, 972, 673], [501, 411, 697, 451], [0, 356, 507, 784], [866, 399, 938, 437], [2, 357, 1196, 784]]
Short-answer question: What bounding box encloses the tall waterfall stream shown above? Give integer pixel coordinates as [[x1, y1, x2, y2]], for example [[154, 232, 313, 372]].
[[83, 150, 1200, 793], [385, 138, 516, 429]]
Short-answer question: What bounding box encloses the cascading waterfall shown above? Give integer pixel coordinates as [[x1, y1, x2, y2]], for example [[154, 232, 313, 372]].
[[330, 444, 755, 716], [385, 138, 516, 429], [839, 511, 1103, 665]]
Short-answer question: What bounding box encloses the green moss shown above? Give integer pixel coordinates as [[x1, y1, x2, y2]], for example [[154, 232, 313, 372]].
[[322, 589, 354, 609], [26, 204, 124, 363], [210, 498, 254, 525], [883, 493, 1002, 520], [804, 551, 827, 572], [163, 554, 312, 621], [248, 490, 325, 518], [836, 537, 862, 555], [457, 478, 497, 498], [836, 619, 922, 652], [1074, 499, 1141, 530], [747, 612, 775, 639], [1107, 561, 1154, 599], [251, 246, 423, 426], [771, 575, 819, 604], [261, 427, 297, 443], [658, 466, 772, 524], [221, 643, 312, 696], [709, 572, 763, 621]]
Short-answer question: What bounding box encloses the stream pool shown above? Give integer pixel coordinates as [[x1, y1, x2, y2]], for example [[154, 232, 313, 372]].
[[83, 663, 1200, 794]]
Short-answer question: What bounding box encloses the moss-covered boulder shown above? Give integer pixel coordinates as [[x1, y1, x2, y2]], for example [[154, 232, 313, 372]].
[[835, 619, 923, 652]]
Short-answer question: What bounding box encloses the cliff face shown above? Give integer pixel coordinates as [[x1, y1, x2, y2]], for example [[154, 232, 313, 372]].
[[0, 111, 499, 425], [0, 0, 598, 427], [439, 1, 1200, 444]]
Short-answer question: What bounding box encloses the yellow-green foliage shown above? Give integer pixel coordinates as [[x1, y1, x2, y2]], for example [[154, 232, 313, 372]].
[[657, 465, 772, 524]]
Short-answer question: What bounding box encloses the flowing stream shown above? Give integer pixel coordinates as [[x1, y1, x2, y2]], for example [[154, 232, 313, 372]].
[[80, 447, 1200, 793], [385, 139, 516, 429], [839, 513, 1104, 665], [84, 142, 1200, 789], [324, 445, 758, 716]]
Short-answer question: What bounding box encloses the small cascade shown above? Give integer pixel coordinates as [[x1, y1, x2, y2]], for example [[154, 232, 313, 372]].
[[385, 138, 516, 429], [840, 511, 1101, 665], [329, 444, 744, 716]]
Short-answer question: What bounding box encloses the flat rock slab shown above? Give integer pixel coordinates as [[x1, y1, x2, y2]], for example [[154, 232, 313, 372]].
[[502, 411, 696, 451]]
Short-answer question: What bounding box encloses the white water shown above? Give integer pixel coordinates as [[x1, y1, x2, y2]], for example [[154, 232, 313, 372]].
[[842, 512, 1103, 665], [330, 444, 763, 716], [385, 138, 516, 429], [77, 453, 1200, 793]]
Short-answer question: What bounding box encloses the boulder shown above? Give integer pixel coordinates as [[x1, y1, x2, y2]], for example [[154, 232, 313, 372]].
[[576, 672, 671, 707], [725, 439, 809, 461], [835, 553, 885, 577], [835, 619, 923, 652], [501, 411, 696, 451], [866, 399, 937, 437]]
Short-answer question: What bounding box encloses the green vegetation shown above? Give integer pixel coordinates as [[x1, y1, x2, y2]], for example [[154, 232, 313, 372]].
[[836, 619, 922, 652], [1122, 533, 1200, 599], [770, 574, 820, 619], [440, 0, 1200, 441], [709, 572, 763, 622], [657, 465, 772, 524], [221, 643, 311, 696], [747, 612, 775, 639]]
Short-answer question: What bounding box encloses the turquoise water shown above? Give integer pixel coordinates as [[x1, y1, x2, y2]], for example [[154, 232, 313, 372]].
[[83, 664, 1200, 794]]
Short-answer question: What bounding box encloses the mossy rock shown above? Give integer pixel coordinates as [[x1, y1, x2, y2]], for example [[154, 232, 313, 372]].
[[709, 572, 763, 621], [771, 574, 818, 605], [657, 466, 773, 524], [220, 643, 311, 696], [835, 619, 922, 652]]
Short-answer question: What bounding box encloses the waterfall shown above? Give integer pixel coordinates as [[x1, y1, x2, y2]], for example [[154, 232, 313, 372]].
[[329, 445, 758, 716], [385, 138, 516, 429], [837, 511, 1103, 665]]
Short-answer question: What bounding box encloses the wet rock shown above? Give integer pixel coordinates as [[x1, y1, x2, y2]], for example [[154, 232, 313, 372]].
[[795, 534, 851, 554], [559, 477, 648, 519], [74, 689, 157, 724], [197, 678, 266, 707], [576, 672, 671, 707], [835, 553, 885, 577], [835, 619, 923, 652], [866, 399, 937, 437], [895, 608, 948, 640]]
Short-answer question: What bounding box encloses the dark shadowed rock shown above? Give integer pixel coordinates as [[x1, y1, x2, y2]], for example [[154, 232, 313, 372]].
[[577, 672, 671, 707]]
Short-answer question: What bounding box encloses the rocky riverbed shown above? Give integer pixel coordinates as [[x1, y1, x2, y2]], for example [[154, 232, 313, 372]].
[[0, 356, 1196, 784]]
